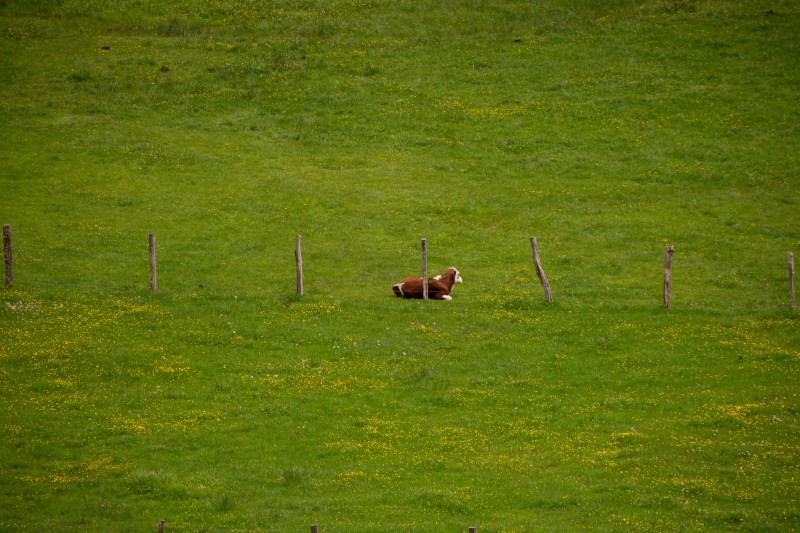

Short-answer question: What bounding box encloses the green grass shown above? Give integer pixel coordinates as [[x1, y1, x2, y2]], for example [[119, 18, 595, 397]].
[[1, 0, 799, 531]]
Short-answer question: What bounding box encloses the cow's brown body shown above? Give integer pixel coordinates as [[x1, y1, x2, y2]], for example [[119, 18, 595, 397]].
[[392, 267, 462, 300]]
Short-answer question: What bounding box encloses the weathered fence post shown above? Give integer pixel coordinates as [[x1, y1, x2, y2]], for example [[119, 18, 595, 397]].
[[663, 245, 674, 309], [469, 527, 477, 533], [421, 238, 428, 301], [295, 235, 304, 297], [158, 519, 166, 533], [530, 236, 553, 303], [789, 252, 796, 310], [310, 525, 318, 533], [148, 233, 157, 293], [3, 224, 11, 288]]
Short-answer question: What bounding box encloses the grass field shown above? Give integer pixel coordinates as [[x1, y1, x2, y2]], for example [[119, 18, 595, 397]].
[[1, 0, 799, 531]]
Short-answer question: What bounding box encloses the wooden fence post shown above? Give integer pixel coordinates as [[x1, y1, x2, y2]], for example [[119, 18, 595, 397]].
[[148, 233, 157, 293], [663, 245, 674, 309], [789, 252, 796, 310], [158, 519, 166, 533], [469, 527, 477, 533], [310, 525, 318, 533], [296, 235, 304, 297], [421, 238, 428, 301], [530, 236, 553, 303], [3, 224, 11, 288]]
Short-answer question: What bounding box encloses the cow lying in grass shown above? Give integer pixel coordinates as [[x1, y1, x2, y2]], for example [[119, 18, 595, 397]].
[[392, 267, 463, 300]]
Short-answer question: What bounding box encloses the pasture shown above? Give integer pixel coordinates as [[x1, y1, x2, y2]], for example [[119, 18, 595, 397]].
[[1, 0, 799, 531]]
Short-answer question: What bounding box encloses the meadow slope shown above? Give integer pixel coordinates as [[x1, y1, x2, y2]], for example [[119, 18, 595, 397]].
[[1, 1, 799, 531]]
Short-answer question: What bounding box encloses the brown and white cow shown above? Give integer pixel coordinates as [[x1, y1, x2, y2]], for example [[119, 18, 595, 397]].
[[392, 267, 463, 300]]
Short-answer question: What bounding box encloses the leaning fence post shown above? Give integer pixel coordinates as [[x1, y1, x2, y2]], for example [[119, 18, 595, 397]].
[[789, 252, 796, 310], [3, 224, 11, 288], [296, 235, 304, 297], [148, 233, 157, 293], [663, 245, 674, 309], [530, 236, 553, 302], [421, 238, 428, 301]]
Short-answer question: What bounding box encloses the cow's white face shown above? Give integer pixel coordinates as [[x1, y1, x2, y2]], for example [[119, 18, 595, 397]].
[[433, 268, 462, 285]]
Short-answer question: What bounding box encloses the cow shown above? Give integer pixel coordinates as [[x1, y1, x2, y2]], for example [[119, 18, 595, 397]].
[[392, 267, 463, 300]]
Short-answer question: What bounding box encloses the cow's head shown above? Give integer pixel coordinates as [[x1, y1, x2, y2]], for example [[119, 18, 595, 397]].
[[435, 267, 462, 286]]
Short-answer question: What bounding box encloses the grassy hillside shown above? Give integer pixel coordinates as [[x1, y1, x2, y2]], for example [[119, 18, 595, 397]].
[[1, 0, 799, 531]]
